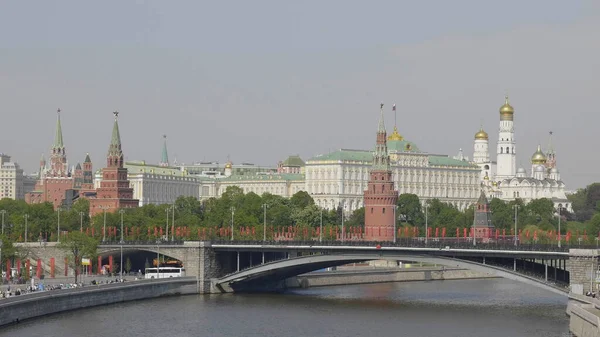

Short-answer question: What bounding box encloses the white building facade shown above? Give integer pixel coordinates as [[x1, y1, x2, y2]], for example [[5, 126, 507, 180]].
[[475, 96, 571, 211], [0, 153, 25, 200]]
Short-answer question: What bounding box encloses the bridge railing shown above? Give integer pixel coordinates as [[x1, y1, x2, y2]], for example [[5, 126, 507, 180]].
[[99, 240, 186, 246], [209, 238, 581, 252]]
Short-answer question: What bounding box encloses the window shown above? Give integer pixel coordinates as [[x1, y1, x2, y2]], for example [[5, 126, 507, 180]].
[[382, 208, 386, 214], [371, 208, 373, 214], [500, 148, 503, 154]]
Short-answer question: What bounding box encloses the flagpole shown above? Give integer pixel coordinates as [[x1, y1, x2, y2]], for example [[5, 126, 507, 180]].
[[393, 103, 397, 128]]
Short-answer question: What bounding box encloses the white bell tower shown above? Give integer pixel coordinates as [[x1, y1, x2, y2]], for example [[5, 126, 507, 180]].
[[496, 96, 516, 180]]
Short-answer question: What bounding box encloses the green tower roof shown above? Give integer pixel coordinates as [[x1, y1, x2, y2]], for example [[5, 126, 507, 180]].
[[160, 135, 169, 166], [53, 108, 64, 149]]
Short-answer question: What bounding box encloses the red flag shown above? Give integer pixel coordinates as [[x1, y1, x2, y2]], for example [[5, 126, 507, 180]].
[[435, 228, 439, 238], [456, 228, 459, 238], [442, 227, 446, 238]]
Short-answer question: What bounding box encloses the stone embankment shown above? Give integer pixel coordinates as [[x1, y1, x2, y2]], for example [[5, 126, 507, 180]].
[[0, 277, 198, 327], [567, 293, 600, 337], [286, 266, 496, 289]]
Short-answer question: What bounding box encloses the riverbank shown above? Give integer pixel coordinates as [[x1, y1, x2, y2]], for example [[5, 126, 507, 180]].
[[0, 277, 197, 327], [286, 266, 497, 289]]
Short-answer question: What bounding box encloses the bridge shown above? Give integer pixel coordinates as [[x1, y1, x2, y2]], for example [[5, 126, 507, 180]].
[[12, 240, 600, 295]]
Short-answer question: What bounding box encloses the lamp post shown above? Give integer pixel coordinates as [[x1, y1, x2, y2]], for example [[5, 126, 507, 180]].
[[320, 208, 323, 243], [156, 240, 160, 280], [119, 209, 125, 280], [57, 207, 61, 243], [557, 207, 562, 248], [0, 210, 5, 235], [340, 201, 345, 243], [262, 204, 268, 242], [424, 203, 429, 245], [393, 205, 397, 244], [79, 212, 84, 232], [0, 240, 3, 281], [24, 214, 29, 243], [165, 208, 170, 241], [230, 206, 235, 241], [171, 203, 175, 242], [102, 207, 107, 243], [514, 205, 518, 247]]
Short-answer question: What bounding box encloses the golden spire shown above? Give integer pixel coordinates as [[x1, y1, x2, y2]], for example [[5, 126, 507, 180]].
[[474, 125, 488, 140], [499, 95, 514, 121]]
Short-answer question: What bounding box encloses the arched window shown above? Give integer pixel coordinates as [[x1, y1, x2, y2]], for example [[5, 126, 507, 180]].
[[383, 208, 386, 214], [506, 147, 509, 153], [371, 208, 374, 214], [500, 148, 503, 154]]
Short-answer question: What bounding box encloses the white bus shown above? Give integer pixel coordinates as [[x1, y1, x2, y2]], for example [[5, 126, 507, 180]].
[[144, 267, 186, 279]]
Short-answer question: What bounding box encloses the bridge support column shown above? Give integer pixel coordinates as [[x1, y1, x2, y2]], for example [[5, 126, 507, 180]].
[[236, 252, 240, 272], [567, 249, 600, 295], [545, 263, 548, 282], [482, 257, 485, 265], [554, 261, 557, 281], [513, 259, 516, 271], [262, 252, 265, 264]]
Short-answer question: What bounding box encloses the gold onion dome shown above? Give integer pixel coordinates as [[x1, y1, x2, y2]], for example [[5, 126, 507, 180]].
[[224, 162, 232, 169], [499, 95, 514, 121], [531, 145, 547, 164], [474, 127, 488, 140], [387, 126, 404, 141]]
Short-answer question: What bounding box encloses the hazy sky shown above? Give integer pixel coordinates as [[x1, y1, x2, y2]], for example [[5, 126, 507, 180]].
[[1, 1, 598, 189]]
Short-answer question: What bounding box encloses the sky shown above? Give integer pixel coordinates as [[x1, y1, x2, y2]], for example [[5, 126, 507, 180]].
[[0, 0, 598, 189]]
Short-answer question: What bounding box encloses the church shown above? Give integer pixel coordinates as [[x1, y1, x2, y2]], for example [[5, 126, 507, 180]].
[[472, 96, 571, 212]]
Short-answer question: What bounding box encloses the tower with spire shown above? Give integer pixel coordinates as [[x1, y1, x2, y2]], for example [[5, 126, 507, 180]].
[[81, 153, 94, 192], [49, 109, 68, 177], [89, 111, 139, 216], [26, 108, 77, 209], [473, 190, 494, 239], [496, 95, 516, 180], [364, 103, 398, 241], [159, 135, 169, 167], [545, 131, 556, 171]]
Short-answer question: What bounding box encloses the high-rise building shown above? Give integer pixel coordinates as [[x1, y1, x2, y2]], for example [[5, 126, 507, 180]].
[[364, 103, 398, 241], [89, 112, 139, 216], [0, 153, 25, 200]]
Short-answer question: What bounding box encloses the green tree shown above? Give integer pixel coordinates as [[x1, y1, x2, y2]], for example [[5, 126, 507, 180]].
[[290, 191, 315, 210], [57, 231, 99, 283], [125, 256, 132, 274], [397, 194, 423, 225]]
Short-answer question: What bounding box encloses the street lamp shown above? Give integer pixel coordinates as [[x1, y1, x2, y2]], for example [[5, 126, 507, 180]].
[[119, 209, 125, 280], [513, 205, 518, 247], [165, 207, 170, 241], [0, 210, 5, 235], [171, 203, 175, 242], [103, 207, 107, 243], [57, 207, 61, 243], [393, 205, 397, 244], [557, 207, 562, 248], [340, 201, 345, 243], [0, 240, 3, 280], [424, 203, 429, 245], [230, 206, 235, 241], [24, 214, 29, 243], [262, 204, 268, 242], [79, 212, 84, 232], [320, 208, 323, 243]]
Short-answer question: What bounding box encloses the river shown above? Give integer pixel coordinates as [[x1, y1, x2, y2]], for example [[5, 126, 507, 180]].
[[0, 278, 569, 337]]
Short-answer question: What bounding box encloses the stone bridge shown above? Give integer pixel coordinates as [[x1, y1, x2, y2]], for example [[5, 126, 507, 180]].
[[10, 241, 600, 295]]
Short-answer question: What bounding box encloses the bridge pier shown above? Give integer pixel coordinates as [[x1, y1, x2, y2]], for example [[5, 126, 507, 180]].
[[236, 252, 240, 272], [545, 263, 548, 282], [568, 249, 599, 295], [513, 258, 516, 271]]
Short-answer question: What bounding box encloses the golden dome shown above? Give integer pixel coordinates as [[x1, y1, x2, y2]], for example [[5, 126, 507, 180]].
[[387, 126, 404, 141], [474, 127, 488, 140], [483, 173, 489, 180], [531, 145, 546, 164], [224, 162, 232, 169], [499, 95, 514, 121]]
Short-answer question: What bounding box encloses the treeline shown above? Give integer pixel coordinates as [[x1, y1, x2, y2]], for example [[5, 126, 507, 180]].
[[1, 184, 600, 246]]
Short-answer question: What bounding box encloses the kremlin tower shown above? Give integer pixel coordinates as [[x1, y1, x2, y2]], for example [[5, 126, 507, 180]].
[[89, 111, 139, 216], [364, 103, 398, 241]]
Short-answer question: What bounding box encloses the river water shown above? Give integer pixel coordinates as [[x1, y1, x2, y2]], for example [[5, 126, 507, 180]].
[[0, 279, 569, 337]]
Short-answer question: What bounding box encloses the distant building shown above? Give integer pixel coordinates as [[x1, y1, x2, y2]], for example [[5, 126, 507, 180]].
[[473, 191, 494, 239], [277, 155, 305, 174], [0, 153, 25, 200]]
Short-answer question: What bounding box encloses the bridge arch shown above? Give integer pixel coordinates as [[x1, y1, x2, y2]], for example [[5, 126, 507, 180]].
[[215, 254, 568, 296]]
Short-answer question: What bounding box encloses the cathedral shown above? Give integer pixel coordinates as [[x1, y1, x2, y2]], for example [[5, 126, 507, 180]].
[[472, 96, 571, 212]]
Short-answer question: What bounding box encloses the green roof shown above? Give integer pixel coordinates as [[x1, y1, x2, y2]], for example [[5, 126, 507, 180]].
[[282, 155, 305, 167], [428, 155, 476, 168], [308, 149, 373, 162], [124, 162, 184, 176], [53, 110, 64, 149], [220, 173, 305, 182], [387, 139, 421, 153]]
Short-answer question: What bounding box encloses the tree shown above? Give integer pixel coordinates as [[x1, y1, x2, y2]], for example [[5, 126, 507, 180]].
[[290, 191, 314, 210], [125, 256, 132, 274], [58, 231, 99, 283], [397, 194, 422, 225]]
